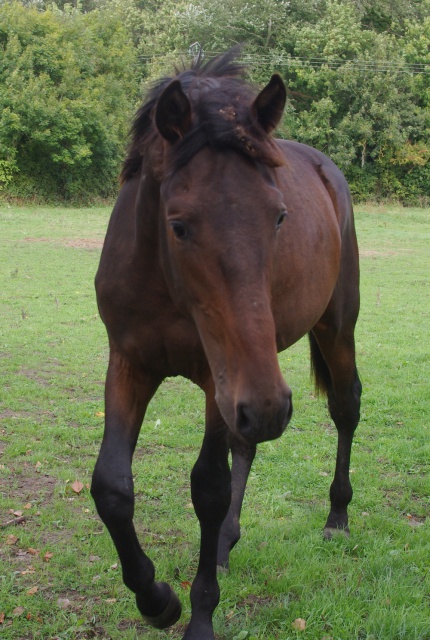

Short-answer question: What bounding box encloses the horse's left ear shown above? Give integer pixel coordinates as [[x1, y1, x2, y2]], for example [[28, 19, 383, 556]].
[[155, 80, 192, 143], [252, 74, 286, 133]]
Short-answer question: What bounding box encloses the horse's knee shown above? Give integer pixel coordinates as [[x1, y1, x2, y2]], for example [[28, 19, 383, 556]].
[[91, 463, 134, 527], [191, 458, 231, 525]]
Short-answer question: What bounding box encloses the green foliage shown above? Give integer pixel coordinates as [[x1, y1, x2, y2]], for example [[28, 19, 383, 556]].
[[1, 0, 429, 202], [0, 1, 140, 202], [131, 0, 430, 204], [271, 1, 430, 204]]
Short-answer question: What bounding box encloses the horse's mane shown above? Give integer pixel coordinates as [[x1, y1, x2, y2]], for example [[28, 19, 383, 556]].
[[120, 48, 284, 183]]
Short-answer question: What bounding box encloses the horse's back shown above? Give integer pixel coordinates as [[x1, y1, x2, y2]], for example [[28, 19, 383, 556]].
[[276, 139, 354, 230]]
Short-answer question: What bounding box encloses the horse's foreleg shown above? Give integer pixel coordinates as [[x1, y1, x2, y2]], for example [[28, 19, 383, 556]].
[[91, 351, 181, 629], [217, 438, 256, 569], [310, 327, 362, 538], [183, 396, 231, 640]]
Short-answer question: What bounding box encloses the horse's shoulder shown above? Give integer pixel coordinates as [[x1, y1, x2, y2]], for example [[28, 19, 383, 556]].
[[275, 139, 352, 223]]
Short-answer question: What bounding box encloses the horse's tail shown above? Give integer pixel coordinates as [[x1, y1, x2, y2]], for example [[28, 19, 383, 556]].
[[308, 332, 332, 396]]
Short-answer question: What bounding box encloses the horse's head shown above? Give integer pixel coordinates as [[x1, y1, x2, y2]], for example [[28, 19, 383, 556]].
[[154, 70, 292, 444]]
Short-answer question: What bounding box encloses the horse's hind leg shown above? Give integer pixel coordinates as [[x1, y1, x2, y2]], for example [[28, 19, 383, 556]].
[[217, 438, 256, 569], [91, 349, 181, 629], [309, 321, 362, 538]]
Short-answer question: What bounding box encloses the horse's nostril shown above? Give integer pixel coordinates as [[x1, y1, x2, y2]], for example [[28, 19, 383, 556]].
[[235, 395, 292, 443], [236, 403, 257, 440]]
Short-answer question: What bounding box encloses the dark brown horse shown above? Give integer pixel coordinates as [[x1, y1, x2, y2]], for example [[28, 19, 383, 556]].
[[91, 49, 361, 640]]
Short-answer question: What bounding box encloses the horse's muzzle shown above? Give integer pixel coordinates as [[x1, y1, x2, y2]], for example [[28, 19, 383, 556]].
[[235, 390, 292, 444]]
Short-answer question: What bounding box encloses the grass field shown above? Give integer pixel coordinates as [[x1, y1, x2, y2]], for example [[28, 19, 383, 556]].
[[0, 203, 429, 640]]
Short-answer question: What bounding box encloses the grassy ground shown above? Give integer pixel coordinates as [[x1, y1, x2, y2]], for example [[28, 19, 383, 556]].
[[0, 203, 429, 640]]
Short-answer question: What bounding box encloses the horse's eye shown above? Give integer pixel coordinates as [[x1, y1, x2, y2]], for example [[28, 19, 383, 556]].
[[276, 211, 287, 230], [169, 220, 188, 240]]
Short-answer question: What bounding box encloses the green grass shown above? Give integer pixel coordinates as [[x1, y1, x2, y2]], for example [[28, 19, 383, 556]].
[[0, 203, 429, 640]]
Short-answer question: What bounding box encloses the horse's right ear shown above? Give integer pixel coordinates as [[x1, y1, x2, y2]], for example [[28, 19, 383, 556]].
[[155, 80, 192, 143]]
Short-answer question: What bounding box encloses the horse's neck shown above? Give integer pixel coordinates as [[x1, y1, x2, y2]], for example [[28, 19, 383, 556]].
[[133, 170, 162, 246]]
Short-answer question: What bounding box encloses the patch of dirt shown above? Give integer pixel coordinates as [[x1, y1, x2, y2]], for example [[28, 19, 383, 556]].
[[4, 471, 57, 505], [236, 593, 275, 610], [22, 237, 103, 249], [117, 618, 148, 632], [62, 238, 104, 249], [0, 408, 54, 421], [359, 249, 413, 258], [0, 409, 31, 420], [18, 360, 68, 388], [19, 367, 53, 387]]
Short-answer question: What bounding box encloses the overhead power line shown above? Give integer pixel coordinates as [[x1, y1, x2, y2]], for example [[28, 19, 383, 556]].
[[138, 51, 430, 75]]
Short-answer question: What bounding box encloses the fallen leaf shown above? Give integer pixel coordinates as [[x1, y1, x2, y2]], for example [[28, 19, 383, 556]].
[[21, 566, 36, 575], [24, 503, 32, 510], [110, 562, 118, 570], [13, 510, 23, 517], [89, 555, 100, 562], [95, 411, 105, 417], [406, 515, 424, 527], [0, 612, 5, 624], [71, 480, 84, 494], [27, 548, 39, 555], [26, 612, 33, 620], [27, 586, 38, 596], [43, 551, 54, 562], [292, 618, 306, 631], [6, 534, 18, 545], [105, 598, 117, 603], [35, 461, 42, 469], [12, 607, 25, 616], [180, 581, 192, 590]]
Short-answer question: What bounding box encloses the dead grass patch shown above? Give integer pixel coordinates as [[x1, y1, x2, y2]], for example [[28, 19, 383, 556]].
[[22, 237, 103, 249]]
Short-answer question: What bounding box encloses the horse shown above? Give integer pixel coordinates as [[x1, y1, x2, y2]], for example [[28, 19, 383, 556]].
[[91, 48, 361, 640]]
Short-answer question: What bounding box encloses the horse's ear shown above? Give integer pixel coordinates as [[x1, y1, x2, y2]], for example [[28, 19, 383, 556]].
[[155, 80, 192, 143], [252, 74, 286, 133]]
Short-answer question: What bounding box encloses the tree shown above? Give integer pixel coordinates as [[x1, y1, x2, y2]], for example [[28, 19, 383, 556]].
[[1, 0, 429, 202], [0, 1, 140, 200]]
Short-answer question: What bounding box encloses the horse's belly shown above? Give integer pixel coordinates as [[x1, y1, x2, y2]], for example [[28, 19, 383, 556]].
[[272, 234, 341, 349]]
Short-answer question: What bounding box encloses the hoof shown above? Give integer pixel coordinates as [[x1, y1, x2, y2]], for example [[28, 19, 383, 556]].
[[138, 583, 182, 630], [323, 526, 350, 540]]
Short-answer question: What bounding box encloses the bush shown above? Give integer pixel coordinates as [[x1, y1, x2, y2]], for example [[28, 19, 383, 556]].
[[0, 1, 140, 202]]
